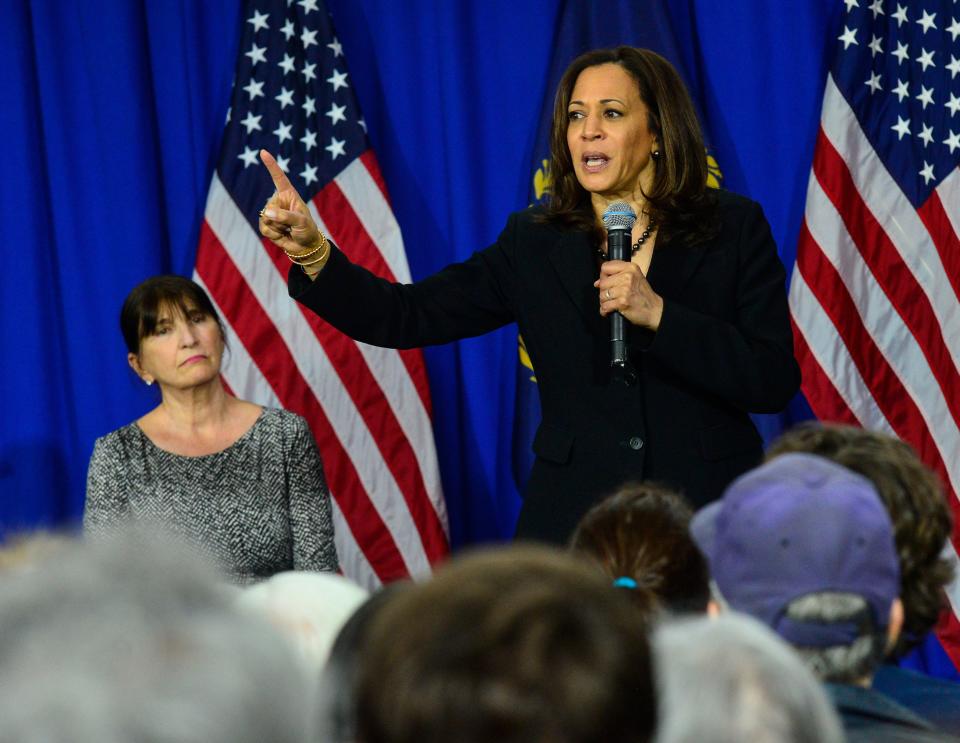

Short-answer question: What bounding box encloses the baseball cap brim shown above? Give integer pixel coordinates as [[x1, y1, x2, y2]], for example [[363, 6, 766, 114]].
[[689, 501, 722, 559]]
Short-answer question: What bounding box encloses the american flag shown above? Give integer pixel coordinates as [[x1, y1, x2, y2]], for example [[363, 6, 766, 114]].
[[791, 0, 960, 666], [193, 0, 449, 588]]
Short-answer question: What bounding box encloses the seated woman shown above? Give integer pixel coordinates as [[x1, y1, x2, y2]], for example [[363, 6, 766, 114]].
[[84, 275, 338, 583]]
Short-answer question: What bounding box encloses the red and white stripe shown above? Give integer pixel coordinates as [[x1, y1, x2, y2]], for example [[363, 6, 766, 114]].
[[194, 152, 449, 590], [791, 73, 960, 665]]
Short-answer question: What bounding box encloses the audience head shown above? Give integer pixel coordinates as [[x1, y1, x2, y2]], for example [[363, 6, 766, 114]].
[[0, 529, 312, 743], [691, 453, 902, 685], [767, 423, 954, 657], [355, 545, 656, 743], [570, 482, 709, 617], [653, 613, 844, 743], [320, 583, 412, 743], [0, 531, 72, 573], [237, 570, 369, 679]]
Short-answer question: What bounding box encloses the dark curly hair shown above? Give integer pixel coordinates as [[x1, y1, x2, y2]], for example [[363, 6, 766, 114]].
[[541, 46, 719, 248], [767, 423, 954, 658]]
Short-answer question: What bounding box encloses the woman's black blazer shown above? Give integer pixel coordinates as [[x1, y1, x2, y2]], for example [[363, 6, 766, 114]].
[[289, 189, 800, 543]]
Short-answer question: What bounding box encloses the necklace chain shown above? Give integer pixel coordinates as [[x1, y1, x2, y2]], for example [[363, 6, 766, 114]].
[[631, 221, 655, 254]]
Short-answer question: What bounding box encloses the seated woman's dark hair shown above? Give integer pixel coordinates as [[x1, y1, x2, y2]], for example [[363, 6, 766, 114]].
[[543, 46, 719, 247], [570, 482, 710, 617], [120, 275, 226, 354]]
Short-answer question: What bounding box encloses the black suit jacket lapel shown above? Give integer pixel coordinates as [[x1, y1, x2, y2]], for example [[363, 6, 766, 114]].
[[541, 228, 712, 331], [545, 229, 598, 324], [647, 237, 710, 299]]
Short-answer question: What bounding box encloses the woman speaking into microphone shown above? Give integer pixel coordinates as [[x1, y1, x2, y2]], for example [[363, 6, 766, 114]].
[[258, 46, 799, 544]]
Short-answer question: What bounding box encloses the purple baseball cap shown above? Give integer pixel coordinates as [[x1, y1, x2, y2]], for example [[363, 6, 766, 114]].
[[690, 453, 900, 647]]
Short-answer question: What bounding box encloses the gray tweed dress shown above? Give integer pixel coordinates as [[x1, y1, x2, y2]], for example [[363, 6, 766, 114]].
[[84, 407, 338, 584]]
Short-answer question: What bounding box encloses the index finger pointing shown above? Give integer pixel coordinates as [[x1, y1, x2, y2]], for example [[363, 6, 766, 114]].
[[260, 149, 295, 192]]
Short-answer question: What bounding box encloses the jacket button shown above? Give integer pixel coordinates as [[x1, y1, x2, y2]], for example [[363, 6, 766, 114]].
[[628, 436, 644, 450]]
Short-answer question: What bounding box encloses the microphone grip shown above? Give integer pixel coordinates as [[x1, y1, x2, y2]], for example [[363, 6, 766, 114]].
[[611, 316, 627, 365], [607, 227, 631, 262], [607, 227, 631, 369]]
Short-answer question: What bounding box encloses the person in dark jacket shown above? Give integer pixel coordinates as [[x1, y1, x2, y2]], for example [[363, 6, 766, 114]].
[[768, 423, 959, 734], [693, 453, 954, 742], [257, 46, 799, 543]]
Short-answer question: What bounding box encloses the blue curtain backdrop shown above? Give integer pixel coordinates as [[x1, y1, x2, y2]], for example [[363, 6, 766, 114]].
[[2, 0, 839, 544]]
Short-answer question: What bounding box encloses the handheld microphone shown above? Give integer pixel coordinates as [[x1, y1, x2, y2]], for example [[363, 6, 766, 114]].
[[602, 202, 639, 386]]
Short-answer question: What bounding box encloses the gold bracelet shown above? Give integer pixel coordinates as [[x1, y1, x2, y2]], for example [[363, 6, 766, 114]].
[[286, 243, 322, 262], [297, 242, 330, 267], [299, 239, 331, 275], [285, 233, 328, 264]]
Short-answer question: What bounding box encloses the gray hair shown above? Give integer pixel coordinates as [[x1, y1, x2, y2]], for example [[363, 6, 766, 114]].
[[237, 570, 369, 679], [653, 614, 844, 743], [0, 529, 313, 743], [784, 592, 886, 684]]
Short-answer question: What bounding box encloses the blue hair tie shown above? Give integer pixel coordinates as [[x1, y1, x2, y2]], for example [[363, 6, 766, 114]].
[[612, 576, 638, 589]]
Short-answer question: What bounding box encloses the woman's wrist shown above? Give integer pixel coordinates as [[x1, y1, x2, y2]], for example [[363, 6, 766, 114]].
[[285, 233, 327, 260], [302, 262, 325, 280], [649, 295, 664, 331], [286, 233, 331, 278]]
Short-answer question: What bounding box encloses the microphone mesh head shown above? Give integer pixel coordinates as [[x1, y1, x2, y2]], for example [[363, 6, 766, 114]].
[[602, 202, 637, 230]]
